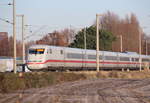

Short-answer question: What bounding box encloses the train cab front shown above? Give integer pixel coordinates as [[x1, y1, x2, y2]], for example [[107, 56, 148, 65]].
[[27, 48, 47, 70]]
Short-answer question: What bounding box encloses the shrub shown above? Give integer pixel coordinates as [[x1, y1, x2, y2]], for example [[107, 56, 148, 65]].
[[0, 72, 86, 93]]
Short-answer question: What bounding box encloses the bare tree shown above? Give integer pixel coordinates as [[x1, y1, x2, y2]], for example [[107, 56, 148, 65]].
[[100, 12, 143, 53], [36, 28, 75, 46]]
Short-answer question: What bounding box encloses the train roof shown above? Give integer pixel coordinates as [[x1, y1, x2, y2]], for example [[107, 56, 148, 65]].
[[29, 45, 150, 57], [29, 45, 50, 48]]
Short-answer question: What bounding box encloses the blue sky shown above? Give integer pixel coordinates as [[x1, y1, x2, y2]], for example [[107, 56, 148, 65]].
[[0, 0, 150, 40]]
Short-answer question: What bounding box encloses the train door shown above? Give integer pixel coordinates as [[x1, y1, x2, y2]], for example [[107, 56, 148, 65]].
[[100, 51, 104, 68], [54, 48, 65, 68], [59, 48, 65, 69], [63, 48, 66, 69], [82, 50, 87, 70]]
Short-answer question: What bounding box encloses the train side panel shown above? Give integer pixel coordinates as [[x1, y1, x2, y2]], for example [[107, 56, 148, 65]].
[[46, 46, 65, 70], [102, 51, 118, 69], [27, 45, 150, 71], [64, 48, 83, 69]]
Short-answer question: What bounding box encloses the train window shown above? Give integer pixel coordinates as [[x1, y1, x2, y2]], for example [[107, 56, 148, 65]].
[[29, 49, 36, 54], [88, 55, 103, 59], [131, 58, 135, 61], [82, 54, 86, 59], [49, 49, 52, 54], [67, 53, 83, 59], [120, 57, 130, 61], [60, 50, 63, 54], [104, 56, 117, 60], [142, 58, 149, 62], [29, 49, 45, 54], [88, 55, 96, 59], [135, 58, 139, 61], [99, 55, 103, 59], [132, 58, 139, 62]]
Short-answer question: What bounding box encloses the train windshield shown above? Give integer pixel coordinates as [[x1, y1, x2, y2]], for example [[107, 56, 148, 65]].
[[29, 49, 45, 54]]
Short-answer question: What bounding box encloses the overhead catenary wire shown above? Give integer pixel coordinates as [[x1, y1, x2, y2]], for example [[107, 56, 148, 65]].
[[0, 18, 13, 24], [25, 25, 47, 39], [0, 3, 11, 5], [0, 18, 84, 41]]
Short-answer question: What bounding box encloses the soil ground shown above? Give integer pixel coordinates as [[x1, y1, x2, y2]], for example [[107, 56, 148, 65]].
[[1, 78, 150, 103]]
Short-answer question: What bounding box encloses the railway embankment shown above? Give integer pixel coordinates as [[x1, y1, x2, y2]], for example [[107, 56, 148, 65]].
[[1, 70, 150, 93]]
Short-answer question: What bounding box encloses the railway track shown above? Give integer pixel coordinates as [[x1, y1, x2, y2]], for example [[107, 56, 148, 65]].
[[1, 78, 150, 103]]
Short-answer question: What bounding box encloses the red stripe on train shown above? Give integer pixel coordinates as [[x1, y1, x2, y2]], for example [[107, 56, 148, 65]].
[[27, 59, 141, 65]]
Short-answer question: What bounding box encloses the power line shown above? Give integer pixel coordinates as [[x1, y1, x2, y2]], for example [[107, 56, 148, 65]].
[[25, 25, 47, 39], [0, 3, 10, 5], [0, 18, 13, 24]]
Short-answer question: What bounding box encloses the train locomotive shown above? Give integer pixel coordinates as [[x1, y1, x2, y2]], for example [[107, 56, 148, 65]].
[[27, 45, 150, 71]]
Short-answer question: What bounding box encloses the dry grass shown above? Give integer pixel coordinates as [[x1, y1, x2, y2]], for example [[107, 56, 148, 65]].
[[0, 72, 86, 93], [71, 70, 150, 79], [1, 70, 150, 93]]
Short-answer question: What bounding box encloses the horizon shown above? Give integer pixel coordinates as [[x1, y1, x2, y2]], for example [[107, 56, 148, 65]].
[[0, 0, 150, 40]]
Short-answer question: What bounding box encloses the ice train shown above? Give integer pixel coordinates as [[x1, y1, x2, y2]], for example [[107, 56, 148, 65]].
[[27, 45, 150, 71]]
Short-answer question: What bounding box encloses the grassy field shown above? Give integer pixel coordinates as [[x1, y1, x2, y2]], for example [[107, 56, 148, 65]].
[[0, 70, 150, 93], [0, 72, 86, 93], [76, 70, 150, 79]]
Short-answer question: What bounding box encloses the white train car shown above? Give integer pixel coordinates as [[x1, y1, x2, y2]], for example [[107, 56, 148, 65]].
[[27, 45, 47, 70], [27, 45, 150, 71]]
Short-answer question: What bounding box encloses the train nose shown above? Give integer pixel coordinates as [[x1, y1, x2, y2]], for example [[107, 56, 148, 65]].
[[27, 63, 47, 70]]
